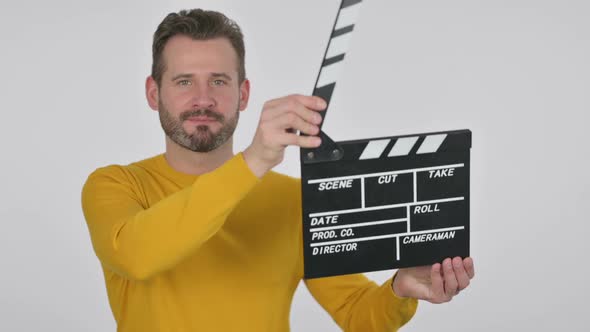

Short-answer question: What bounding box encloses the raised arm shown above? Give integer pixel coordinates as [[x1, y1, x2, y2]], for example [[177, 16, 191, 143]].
[[81, 153, 258, 281], [83, 93, 325, 282]]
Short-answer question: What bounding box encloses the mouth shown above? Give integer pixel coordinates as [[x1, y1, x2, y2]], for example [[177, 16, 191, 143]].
[[185, 116, 218, 124]]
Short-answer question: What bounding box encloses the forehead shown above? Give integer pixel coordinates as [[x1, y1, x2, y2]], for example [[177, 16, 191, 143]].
[[162, 35, 238, 79]]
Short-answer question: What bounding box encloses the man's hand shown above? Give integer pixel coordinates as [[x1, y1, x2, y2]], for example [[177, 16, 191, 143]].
[[243, 94, 326, 178], [392, 257, 475, 303]]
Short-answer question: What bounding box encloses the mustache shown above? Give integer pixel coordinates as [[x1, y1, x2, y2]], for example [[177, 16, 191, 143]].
[[180, 109, 224, 122]]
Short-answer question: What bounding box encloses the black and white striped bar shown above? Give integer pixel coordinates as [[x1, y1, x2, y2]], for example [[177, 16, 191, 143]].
[[301, 130, 471, 278], [312, 0, 363, 117]]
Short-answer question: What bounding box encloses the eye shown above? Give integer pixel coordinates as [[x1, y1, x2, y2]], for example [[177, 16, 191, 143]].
[[211, 79, 226, 86], [177, 80, 192, 86]]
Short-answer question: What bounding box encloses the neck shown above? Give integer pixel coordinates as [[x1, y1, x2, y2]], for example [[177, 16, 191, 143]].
[[163, 136, 234, 176]]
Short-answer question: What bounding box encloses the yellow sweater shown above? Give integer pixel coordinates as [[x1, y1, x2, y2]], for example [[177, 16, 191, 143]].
[[81, 153, 417, 332]]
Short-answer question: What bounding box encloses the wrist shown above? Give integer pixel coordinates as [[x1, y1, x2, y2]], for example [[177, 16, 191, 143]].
[[242, 147, 270, 178], [391, 272, 408, 298]]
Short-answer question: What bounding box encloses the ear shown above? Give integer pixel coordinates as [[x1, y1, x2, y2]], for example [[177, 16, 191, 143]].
[[238, 79, 251, 112], [146, 76, 159, 111]]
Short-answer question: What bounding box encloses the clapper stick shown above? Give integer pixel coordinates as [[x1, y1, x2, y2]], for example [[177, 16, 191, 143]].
[[300, 0, 472, 279], [300, 0, 363, 163]]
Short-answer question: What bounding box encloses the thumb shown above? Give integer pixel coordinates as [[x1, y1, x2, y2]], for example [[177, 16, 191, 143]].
[[430, 263, 445, 300]]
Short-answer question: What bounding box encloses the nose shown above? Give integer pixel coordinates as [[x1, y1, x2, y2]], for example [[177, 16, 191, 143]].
[[190, 83, 216, 110]]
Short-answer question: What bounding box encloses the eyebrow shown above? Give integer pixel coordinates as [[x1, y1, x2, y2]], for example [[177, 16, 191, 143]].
[[170, 72, 233, 81], [171, 73, 193, 81], [211, 72, 233, 81]]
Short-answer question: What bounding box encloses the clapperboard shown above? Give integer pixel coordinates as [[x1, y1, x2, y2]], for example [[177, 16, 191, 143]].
[[300, 0, 471, 279]]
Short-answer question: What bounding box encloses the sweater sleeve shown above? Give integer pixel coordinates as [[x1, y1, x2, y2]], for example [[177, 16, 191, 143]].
[[295, 176, 417, 331], [81, 153, 260, 281], [304, 274, 418, 331]]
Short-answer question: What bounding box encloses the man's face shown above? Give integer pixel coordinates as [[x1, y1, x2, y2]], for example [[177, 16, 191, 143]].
[[155, 36, 247, 152]]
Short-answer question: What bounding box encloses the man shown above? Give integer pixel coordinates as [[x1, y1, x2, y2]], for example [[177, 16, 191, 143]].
[[82, 9, 475, 332]]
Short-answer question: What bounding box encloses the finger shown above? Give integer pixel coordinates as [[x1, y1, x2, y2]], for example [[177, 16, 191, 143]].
[[263, 97, 325, 124], [464, 257, 475, 279], [442, 258, 459, 298], [278, 133, 322, 148], [291, 94, 327, 111], [274, 112, 320, 136], [430, 263, 445, 302], [265, 94, 327, 112], [452, 256, 470, 291]]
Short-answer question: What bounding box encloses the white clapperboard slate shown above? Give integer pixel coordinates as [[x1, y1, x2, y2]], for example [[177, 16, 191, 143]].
[[300, 0, 471, 279]]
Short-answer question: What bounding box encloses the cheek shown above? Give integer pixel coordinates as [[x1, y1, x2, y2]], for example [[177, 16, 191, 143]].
[[161, 90, 189, 112], [212, 89, 240, 106]]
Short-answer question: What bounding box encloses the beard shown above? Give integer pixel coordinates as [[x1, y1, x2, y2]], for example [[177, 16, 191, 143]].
[[157, 98, 239, 153]]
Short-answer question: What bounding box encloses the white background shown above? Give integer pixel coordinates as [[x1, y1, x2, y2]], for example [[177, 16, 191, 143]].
[[1, 0, 589, 331]]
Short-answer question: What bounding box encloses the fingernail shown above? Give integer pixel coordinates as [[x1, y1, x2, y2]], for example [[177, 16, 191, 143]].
[[318, 98, 327, 109]]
